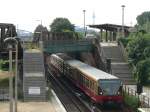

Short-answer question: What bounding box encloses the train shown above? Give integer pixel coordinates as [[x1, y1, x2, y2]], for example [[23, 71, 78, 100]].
[[48, 53, 123, 105]]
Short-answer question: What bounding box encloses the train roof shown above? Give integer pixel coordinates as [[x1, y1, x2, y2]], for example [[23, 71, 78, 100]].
[[66, 59, 119, 81]]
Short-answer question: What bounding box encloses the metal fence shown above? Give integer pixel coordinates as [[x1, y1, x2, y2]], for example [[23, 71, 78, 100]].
[[123, 85, 150, 108], [0, 88, 9, 101]]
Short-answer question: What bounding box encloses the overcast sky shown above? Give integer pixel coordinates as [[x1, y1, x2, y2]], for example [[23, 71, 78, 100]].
[[0, 0, 149, 32]]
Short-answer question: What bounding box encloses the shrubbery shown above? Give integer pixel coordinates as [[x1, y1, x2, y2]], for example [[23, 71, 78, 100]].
[[118, 37, 133, 47], [134, 59, 150, 84], [119, 32, 150, 85], [0, 60, 9, 71], [124, 92, 139, 111]]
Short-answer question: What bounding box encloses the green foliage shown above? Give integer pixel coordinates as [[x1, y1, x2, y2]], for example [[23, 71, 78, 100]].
[[127, 34, 150, 65], [0, 60, 9, 71], [124, 92, 139, 110], [125, 32, 150, 85], [134, 59, 150, 84], [76, 32, 84, 39], [118, 37, 133, 48], [50, 18, 74, 32], [144, 47, 150, 58], [136, 11, 150, 26]]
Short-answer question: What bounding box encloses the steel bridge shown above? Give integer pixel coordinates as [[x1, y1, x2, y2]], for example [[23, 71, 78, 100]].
[[43, 39, 95, 53]]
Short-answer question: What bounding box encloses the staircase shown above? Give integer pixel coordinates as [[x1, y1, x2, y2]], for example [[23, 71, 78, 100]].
[[23, 49, 46, 101], [101, 43, 135, 85]]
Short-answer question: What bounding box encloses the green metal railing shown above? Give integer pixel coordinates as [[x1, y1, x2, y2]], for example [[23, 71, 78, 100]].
[[43, 40, 94, 53]]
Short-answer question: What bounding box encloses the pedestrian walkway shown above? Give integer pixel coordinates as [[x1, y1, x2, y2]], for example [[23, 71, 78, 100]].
[[0, 89, 66, 112]]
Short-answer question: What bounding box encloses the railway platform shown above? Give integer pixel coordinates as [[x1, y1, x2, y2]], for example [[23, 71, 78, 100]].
[[138, 108, 150, 112], [0, 89, 66, 112]]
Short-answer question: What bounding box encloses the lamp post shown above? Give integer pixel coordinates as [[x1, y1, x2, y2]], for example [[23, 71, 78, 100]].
[[83, 10, 86, 37], [14, 37, 19, 112], [4, 37, 18, 112], [121, 5, 125, 37], [36, 20, 43, 42]]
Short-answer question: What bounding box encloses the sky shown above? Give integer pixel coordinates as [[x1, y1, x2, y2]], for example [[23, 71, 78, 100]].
[[0, 0, 150, 32]]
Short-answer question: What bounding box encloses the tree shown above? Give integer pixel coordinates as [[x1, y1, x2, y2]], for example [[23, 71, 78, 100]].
[[127, 34, 150, 65], [33, 25, 48, 42], [136, 11, 150, 26], [50, 18, 74, 32], [135, 59, 150, 85]]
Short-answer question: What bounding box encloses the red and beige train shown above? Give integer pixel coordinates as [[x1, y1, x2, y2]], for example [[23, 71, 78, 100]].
[[48, 54, 123, 104]]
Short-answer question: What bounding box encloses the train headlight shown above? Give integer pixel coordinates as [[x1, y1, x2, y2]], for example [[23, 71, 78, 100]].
[[117, 92, 120, 95], [100, 92, 103, 95]]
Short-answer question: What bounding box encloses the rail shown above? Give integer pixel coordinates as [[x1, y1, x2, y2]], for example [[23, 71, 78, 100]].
[[0, 88, 9, 101], [123, 85, 150, 108], [118, 41, 128, 62], [47, 64, 91, 112]]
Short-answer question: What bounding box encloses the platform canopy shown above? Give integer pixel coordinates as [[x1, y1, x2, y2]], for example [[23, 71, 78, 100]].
[[88, 24, 132, 42], [88, 23, 131, 32]]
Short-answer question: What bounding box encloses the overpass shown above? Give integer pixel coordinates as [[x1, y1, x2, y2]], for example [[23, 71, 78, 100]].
[[43, 39, 94, 53]]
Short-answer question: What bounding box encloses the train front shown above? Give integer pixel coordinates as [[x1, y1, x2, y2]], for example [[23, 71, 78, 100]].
[[97, 79, 123, 104]]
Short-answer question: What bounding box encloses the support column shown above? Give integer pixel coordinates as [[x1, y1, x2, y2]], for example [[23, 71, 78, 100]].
[[109, 31, 112, 42], [100, 29, 103, 42], [105, 30, 108, 42], [113, 32, 116, 41], [117, 28, 120, 40], [1, 27, 5, 49]]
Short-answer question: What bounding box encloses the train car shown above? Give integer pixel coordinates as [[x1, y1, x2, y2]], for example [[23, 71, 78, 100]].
[[49, 54, 123, 105]]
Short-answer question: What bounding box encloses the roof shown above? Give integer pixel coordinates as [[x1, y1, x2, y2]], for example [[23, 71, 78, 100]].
[[66, 59, 119, 81], [88, 23, 131, 32], [0, 23, 15, 28]]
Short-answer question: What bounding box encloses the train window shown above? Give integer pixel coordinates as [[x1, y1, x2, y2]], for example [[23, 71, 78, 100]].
[[83, 76, 86, 86], [87, 79, 90, 88], [89, 80, 93, 89], [84, 77, 89, 88], [80, 74, 83, 84]]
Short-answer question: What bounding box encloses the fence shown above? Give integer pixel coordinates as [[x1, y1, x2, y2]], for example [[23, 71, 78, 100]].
[[0, 88, 9, 101], [123, 85, 150, 108]]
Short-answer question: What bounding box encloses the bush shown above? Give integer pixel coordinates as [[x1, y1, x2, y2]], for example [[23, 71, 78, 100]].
[[135, 59, 150, 85], [0, 60, 9, 71], [124, 92, 139, 110], [127, 35, 150, 65], [118, 37, 133, 48]]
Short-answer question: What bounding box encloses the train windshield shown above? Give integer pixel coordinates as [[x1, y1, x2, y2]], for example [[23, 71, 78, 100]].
[[99, 79, 121, 95]]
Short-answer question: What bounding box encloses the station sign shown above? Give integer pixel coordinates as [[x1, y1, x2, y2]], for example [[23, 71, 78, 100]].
[[28, 87, 41, 95]]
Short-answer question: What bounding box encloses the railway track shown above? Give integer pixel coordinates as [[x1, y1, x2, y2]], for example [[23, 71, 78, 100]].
[[46, 64, 129, 112], [59, 76, 126, 112], [47, 65, 91, 112]]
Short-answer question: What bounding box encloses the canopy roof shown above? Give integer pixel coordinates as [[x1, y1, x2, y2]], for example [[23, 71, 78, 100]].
[[88, 23, 131, 31]]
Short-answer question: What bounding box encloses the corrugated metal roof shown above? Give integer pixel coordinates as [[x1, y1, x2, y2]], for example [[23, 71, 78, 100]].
[[66, 60, 118, 81]]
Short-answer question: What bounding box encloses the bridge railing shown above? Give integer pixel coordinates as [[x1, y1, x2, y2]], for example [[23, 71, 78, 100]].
[[123, 85, 150, 108], [43, 39, 95, 53]]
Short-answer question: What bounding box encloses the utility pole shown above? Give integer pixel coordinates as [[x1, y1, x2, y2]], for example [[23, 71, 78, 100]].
[[121, 5, 125, 37], [92, 11, 95, 25], [9, 44, 13, 112], [83, 10, 86, 37]]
